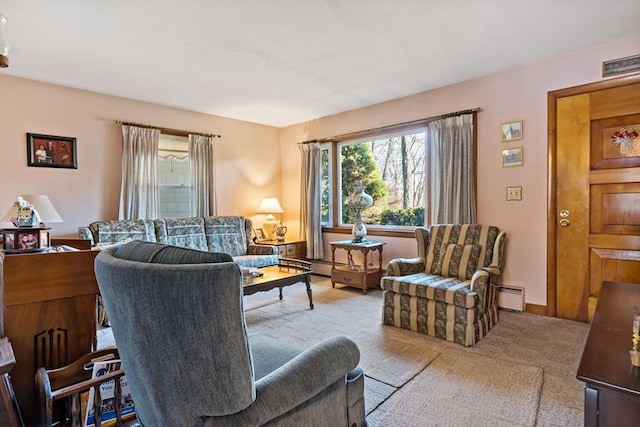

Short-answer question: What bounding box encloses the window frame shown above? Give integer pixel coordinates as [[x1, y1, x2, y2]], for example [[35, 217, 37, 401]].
[[320, 122, 431, 238]]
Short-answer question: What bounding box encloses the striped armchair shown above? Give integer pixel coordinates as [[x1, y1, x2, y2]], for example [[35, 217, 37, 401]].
[[381, 224, 506, 346]]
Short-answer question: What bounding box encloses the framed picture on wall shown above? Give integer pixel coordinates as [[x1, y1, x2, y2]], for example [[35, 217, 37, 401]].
[[501, 120, 523, 142], [502, 146, 524, 168], [27, 133, 77, 169]]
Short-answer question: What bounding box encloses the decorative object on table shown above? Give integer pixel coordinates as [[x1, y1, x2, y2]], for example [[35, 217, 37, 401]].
[[274, 223, 287, 242], [501, 120, 523, 142], [26, 133, 77, 169], [256, 197, 284, 239], [345, 184, 374, 242], [502, 146, 524, 168], [631, 305, 640, 367], [0, 13, 9, 68], [602, 54, 640, 78], [14, 196, 39, 226], [0, 195, 63, 253]]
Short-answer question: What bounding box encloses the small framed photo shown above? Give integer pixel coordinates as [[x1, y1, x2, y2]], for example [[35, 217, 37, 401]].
[[501, 120, 523, 142], [27, 133, 77, 169], [253, 227, 267, 242], [502, 147, 524, 168]]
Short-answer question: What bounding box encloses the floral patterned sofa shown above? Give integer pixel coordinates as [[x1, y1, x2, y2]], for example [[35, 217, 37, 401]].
[[85, 216, 279, 268], [381, 224, 506, 346]]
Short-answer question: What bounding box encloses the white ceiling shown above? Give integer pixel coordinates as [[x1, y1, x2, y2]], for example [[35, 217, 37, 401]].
[[1, 0, 639, 127]]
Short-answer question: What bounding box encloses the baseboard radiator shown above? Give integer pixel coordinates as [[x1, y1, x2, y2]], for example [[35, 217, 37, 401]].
[[497, 286, 524, 312]]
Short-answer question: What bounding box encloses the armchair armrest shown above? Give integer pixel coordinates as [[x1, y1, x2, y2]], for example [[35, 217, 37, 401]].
[[386, 257, 425, 276], [205, 336, 360, 426], [247, 244, 278, 255]]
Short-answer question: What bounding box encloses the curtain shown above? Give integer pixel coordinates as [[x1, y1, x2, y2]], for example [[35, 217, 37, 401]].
[[189, 134, 217, 216], [119, 125, 160, 220], [429, 114, 476, 224], [299, 142, 323, 259]]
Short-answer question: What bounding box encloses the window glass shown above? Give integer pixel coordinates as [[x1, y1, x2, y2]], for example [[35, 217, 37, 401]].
[[320, 144, 332, 226], [158, 134, 191, 218]]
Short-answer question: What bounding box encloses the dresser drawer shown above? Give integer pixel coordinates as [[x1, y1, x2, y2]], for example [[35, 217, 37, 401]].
[[332, 269, 366, 286], [275, 241, 305, 259], [285, 243, 303, 258]]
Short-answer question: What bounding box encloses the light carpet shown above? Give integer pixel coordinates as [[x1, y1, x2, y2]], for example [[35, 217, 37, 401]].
[[374, 347, 544, 426]]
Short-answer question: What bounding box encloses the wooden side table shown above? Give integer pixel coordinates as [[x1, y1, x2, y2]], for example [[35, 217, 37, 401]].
[[330, 240, 385, 294], [263, 239, 306, 259]]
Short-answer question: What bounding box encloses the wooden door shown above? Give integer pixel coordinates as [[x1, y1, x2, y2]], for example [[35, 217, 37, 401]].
[[549, 78, 640, 322]]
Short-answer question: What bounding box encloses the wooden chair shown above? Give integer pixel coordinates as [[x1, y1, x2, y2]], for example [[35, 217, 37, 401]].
[[35, 348, 137, 427]]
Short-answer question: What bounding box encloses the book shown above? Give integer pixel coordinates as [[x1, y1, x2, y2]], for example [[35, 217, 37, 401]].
[[84, 359, 136, 427]]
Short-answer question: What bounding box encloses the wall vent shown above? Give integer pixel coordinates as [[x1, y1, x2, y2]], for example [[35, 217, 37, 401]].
[[498, 286, 524, 312]]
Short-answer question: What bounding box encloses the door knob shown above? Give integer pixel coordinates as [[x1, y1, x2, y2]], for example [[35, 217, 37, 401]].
[[560, 219, 570, 227], [560, 210, 570, 218]]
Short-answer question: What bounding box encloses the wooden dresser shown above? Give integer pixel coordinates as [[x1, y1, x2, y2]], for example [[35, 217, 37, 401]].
[[576, 281, 640, 427]]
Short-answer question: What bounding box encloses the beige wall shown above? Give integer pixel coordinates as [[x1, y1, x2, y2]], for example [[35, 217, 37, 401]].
[[0, 75, 281, 238], [279, 35, 640, 307]]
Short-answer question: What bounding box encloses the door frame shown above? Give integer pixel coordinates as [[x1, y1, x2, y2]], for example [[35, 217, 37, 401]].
[[546, 73, 640, 317]]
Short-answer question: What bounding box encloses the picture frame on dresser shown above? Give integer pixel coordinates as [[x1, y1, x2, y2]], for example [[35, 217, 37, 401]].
[[27, 133, 78, 169], [253, 227, 267, 242]]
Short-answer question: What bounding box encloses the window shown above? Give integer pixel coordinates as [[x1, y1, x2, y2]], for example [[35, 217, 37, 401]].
[[321, 127, 427, 230], [158, 134, 191, 218]]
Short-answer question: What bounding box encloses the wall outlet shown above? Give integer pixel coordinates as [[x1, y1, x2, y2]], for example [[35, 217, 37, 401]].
[[506, 186, 522, 201]]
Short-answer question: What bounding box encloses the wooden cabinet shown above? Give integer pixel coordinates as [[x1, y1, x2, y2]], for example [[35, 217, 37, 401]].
[[1, 249, 99, 427], [330, 240, 385, 294], [576, 281, 640, 427], [266, 240, 306, 259]]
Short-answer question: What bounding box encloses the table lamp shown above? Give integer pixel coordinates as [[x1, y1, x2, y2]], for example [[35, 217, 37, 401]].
[[256, 197, 284, 240]]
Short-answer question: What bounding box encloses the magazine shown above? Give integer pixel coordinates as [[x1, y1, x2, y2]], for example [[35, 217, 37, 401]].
[[84, 359, 136, 427]]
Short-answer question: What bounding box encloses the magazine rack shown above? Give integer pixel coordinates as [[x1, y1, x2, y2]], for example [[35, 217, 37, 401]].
[[35, 348, 138, 427]]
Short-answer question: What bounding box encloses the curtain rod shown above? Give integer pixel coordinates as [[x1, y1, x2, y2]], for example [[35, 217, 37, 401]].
[[298, 107, 480, 144], [114, 120, 221, 138]]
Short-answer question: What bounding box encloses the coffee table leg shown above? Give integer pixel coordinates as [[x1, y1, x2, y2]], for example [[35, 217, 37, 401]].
[[279, 287, 283, 300], [305, 277, 314, 309]]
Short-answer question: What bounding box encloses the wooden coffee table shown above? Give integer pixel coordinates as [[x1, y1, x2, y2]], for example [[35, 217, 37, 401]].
[[243, 258, 314, 309]]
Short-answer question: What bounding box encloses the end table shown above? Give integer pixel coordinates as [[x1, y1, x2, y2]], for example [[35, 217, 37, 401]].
[[330, 240, 385, 294]]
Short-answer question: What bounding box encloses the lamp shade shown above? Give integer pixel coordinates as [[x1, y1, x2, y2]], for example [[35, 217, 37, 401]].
[[2, 195, 63, 224], [256, 197, 284, 214]]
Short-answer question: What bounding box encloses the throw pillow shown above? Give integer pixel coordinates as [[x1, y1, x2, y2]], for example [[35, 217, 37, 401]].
[[114, 240, 232, 264], [432, 243, 482, 280]]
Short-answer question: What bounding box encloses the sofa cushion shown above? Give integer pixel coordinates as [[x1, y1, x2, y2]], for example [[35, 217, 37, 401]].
[[432, 244, 481, 280], [114, 240, 232, 264], [89, 219, 157, 245], [155, 217, 208, 251], [381, 273, 477, 309], [204, 216, 247, 257], [424, 224, 500, 273]]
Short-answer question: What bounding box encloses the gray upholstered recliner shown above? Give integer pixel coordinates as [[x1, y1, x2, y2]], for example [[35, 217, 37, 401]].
[[94, 241, 366, 427]]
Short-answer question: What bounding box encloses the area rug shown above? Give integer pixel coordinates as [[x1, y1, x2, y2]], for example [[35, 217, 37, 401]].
[[372, 347, 544, 427], [243, 283, 440, 388]]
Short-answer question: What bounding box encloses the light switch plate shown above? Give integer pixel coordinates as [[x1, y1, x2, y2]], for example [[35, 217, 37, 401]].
[[506, 186, 522, 201]]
